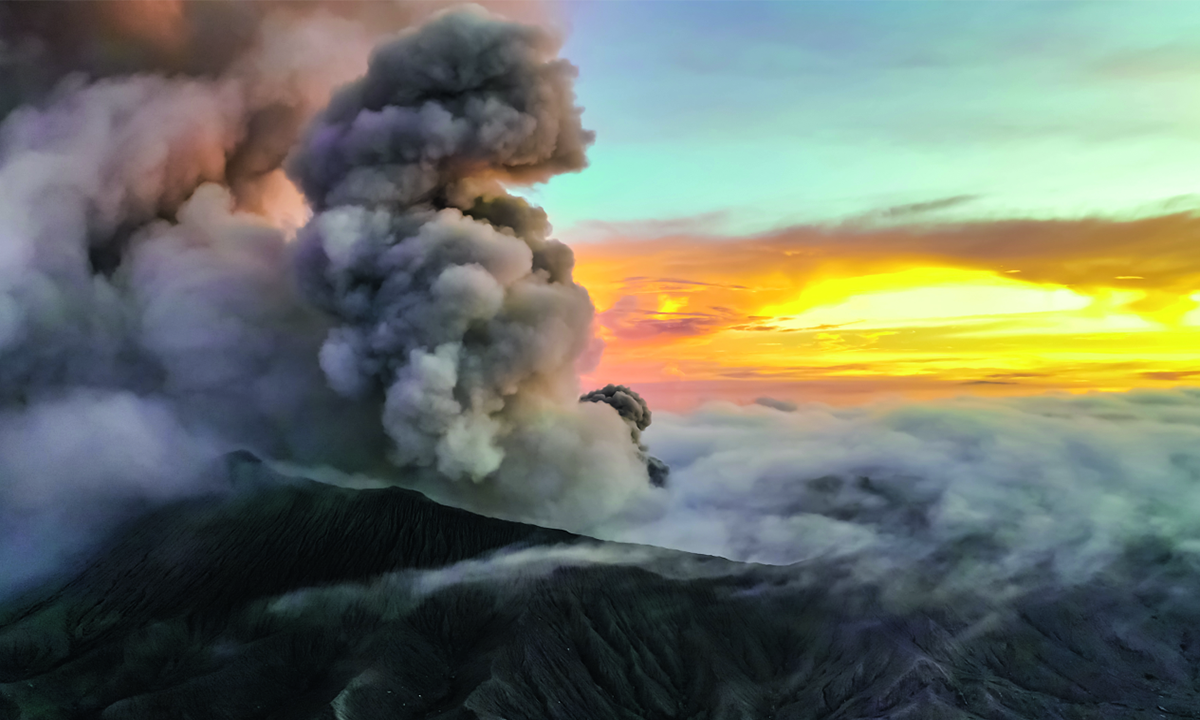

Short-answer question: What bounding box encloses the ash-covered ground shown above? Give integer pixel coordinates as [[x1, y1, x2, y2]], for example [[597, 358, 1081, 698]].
[[3, 455, 1200, 720]]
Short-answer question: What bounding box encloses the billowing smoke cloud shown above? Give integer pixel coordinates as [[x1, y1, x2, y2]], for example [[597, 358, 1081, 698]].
[[286, 9, 655, 523], [0, 98, 386, 591], [581, 384, 669, 486], [0, 4, 653, 599], [0, 1, 552, 220], [603, 388, 1200, 605], [0, 10, 413, 450], [581, 384, 652, 435]]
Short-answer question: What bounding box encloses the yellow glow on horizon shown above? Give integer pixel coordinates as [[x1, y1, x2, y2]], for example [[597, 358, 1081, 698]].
[[572, 238, 1200, 410], [764, 268, 1093, 330], [1182, 292, 1200, 326], [657, 294, 689, 314]]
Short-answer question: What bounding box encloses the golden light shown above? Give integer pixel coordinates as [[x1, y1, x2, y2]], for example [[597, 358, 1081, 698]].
[[570, 224, 1200, 410], [762, 268, 1093, 330], [656, 295, 689, 315]]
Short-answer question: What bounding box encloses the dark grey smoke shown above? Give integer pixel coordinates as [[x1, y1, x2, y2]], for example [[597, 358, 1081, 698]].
[[286, 8, 656, 521], [288, 8, 592, 211], [581, 384, 669, 486], [581, 384, 652, 434]]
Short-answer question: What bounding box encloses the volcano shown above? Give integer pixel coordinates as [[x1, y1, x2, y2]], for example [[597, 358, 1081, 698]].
[[2, 454, 1197, 720]]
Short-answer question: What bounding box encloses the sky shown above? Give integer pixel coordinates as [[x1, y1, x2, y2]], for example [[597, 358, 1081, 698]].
[[510, 0, 1200, 409]]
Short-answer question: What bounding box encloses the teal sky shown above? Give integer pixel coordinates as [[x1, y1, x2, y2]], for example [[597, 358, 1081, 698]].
[[518, 1, 1200, 240]]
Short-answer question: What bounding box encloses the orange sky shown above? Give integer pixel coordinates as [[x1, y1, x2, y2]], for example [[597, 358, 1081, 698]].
[[572, 213, 1200, 411]]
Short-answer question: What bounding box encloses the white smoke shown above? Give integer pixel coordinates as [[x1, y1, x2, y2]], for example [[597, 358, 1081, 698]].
[[0, 389, 223, 593], [0, 9, 410, 598]]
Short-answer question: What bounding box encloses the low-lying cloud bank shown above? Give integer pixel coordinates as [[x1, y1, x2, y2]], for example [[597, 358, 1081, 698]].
[[269, 382, 1200, 608], [5, 454, 1200, 719], [602, 387, 1200, 603]]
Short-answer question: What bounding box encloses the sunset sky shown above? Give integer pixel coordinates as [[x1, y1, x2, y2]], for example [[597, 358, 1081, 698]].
[[518, 1, 1200, 409]]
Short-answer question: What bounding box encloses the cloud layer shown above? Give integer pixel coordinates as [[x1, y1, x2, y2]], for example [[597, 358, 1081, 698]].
[[604, 387, 1200, 605]]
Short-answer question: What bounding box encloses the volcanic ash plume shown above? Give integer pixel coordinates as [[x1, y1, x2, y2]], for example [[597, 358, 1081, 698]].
[[0, 4, 547, 595], [0, 4, 665, 599], [288, 9, 658, 525], [581, 384, 669, 486]]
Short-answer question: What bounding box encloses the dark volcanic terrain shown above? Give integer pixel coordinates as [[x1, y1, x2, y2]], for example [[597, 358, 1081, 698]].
[[2, 457, 1199, 720]]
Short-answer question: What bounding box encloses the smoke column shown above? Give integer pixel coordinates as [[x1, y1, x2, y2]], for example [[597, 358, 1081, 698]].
[[0, 6, 382, 597], [286, 9, 655, 523], [581, 384, 669, 486], [0, 2, 652, 598]]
